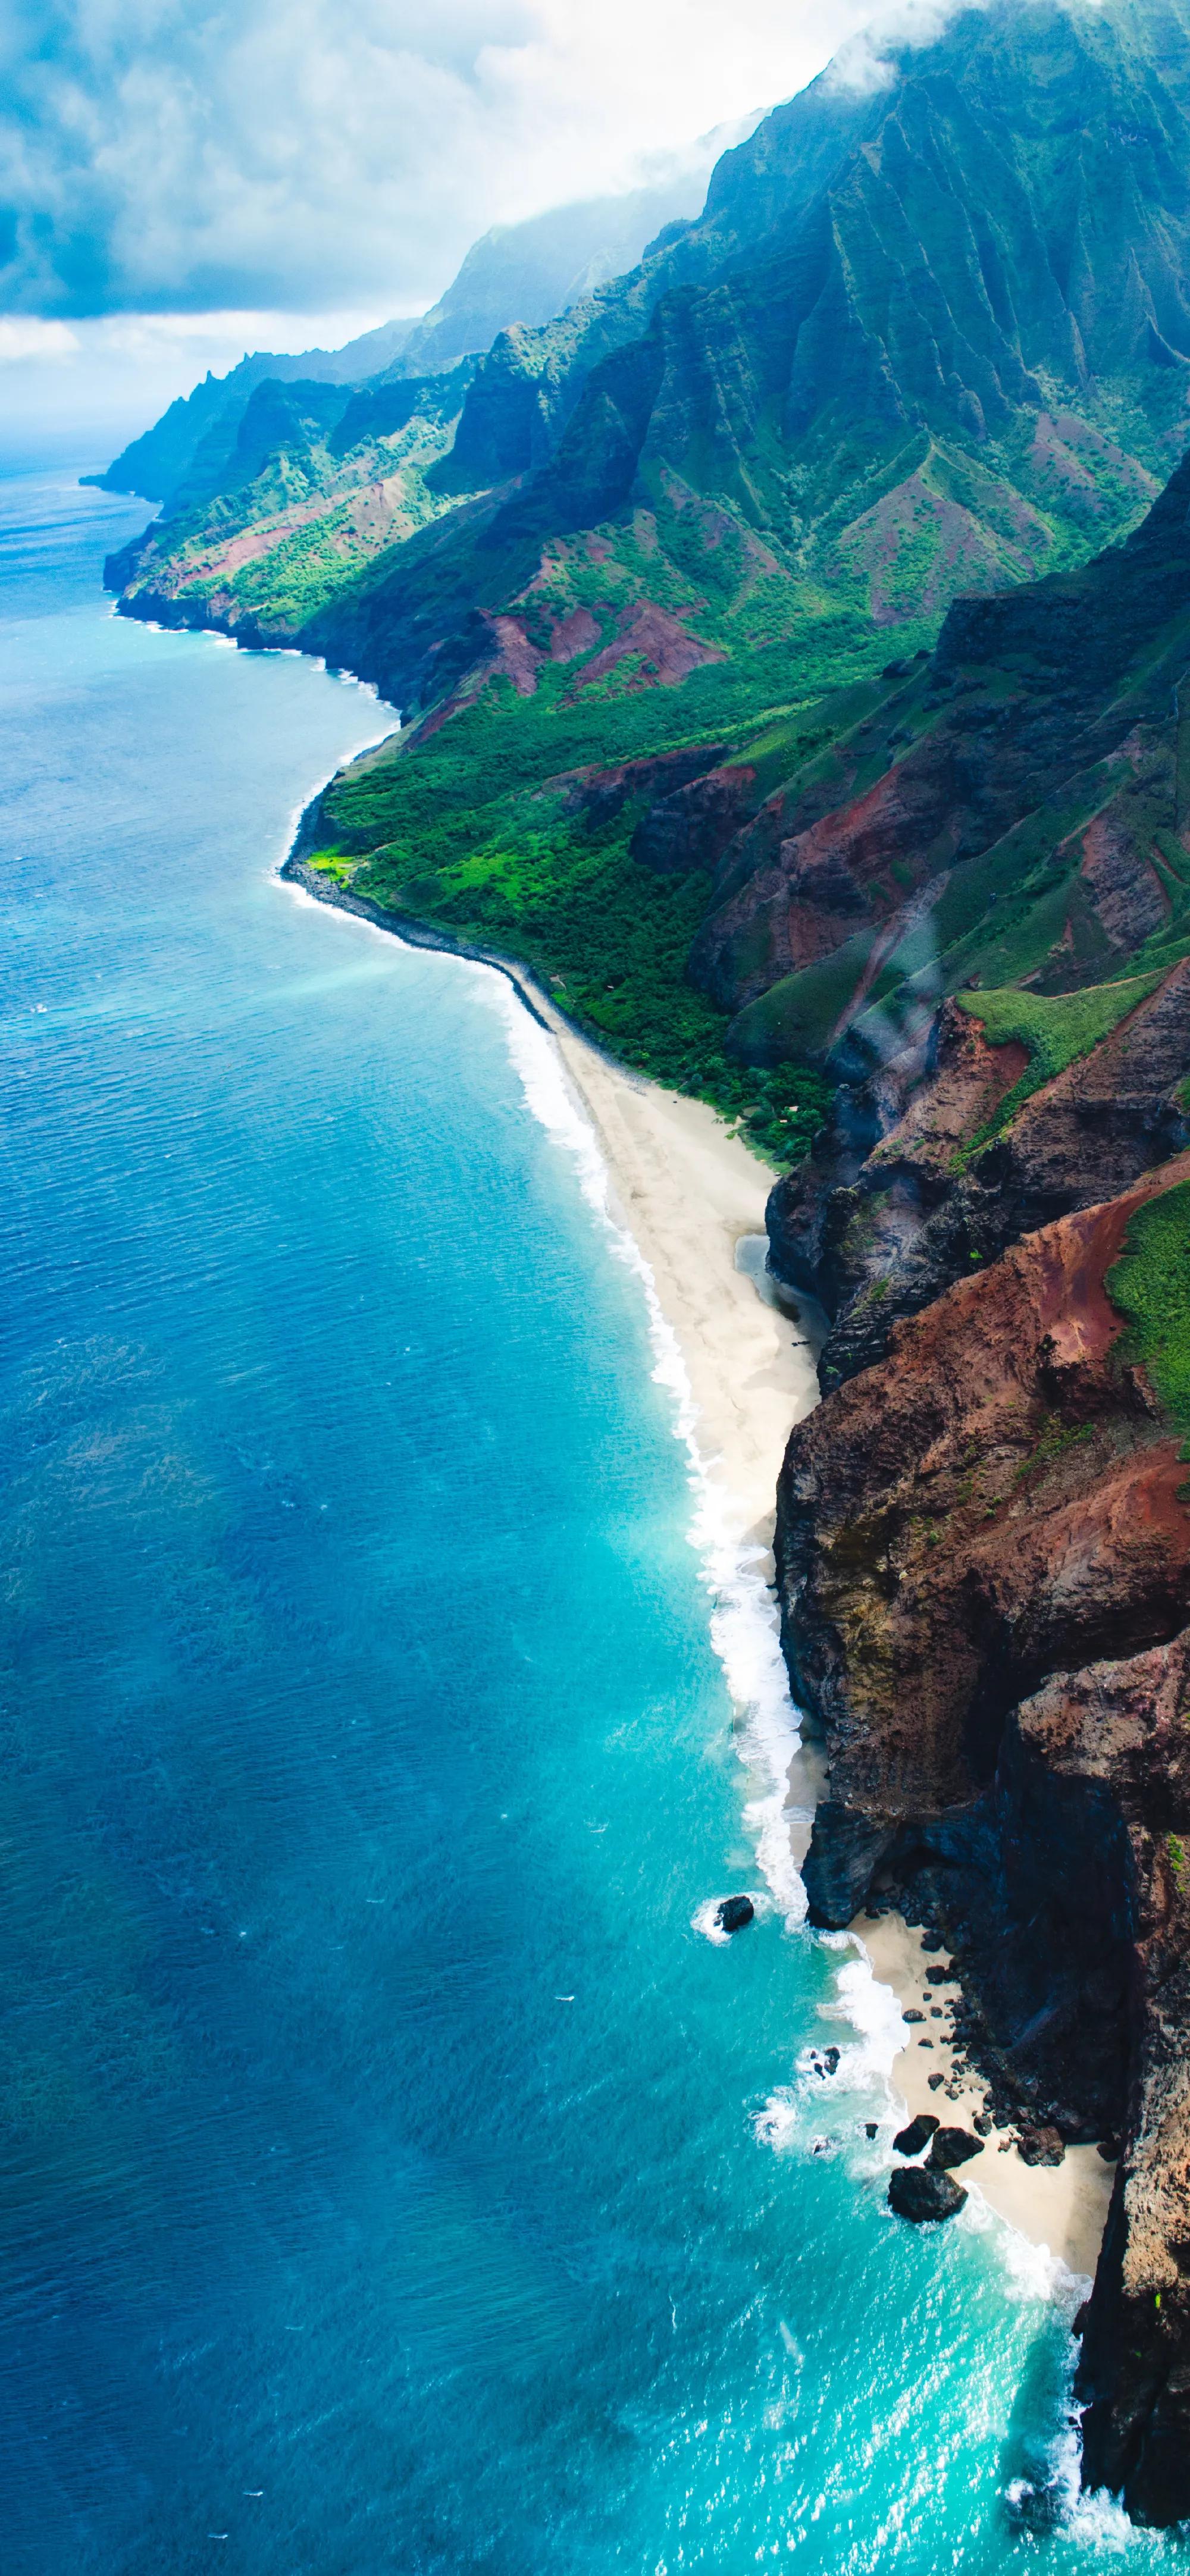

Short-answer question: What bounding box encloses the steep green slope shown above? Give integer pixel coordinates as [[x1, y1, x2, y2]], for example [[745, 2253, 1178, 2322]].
[[89, 318, 417, 504], [292, 431, 1190, 1183], [106, 0, 1190, 1170], [95, 159, 732, 515], [111, 0, 1190, 754], [104, 367, 477, 640], [708, 440, 1190, 1077]]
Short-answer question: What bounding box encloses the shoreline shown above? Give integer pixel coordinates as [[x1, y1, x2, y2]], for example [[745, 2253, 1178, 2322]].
[[281, 853, 1111, 2289], [281, 853, 824, 1547], [857, 1911, 1114, 2281]]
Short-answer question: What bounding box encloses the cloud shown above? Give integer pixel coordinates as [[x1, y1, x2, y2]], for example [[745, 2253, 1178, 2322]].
[[0, 0, 875, 320], [823, 0, 968, 95], [0, 316, 78, 360], [0, 306, 397, 459]]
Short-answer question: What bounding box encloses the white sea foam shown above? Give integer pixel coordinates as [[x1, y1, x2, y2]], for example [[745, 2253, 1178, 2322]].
[[484, 977, 807, 1928], [692, 1898, 734, 1948], [751, 1942, 909, 2160], [280, 838, 1116, 2518], [271, 706, 399, 882], [691, 1893, 770, 1948]]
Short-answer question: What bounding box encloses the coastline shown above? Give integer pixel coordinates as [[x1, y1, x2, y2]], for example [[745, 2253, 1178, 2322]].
[[281, 854, 823, 1547], [281, 851, 1111, 2289], [858, 1911, 1114, 2282]]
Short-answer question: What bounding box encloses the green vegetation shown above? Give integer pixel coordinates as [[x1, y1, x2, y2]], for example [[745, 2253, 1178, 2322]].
[[1170, 1834, 1186, 1881], [955, 974, 1162, 1155], [1106, 1180, 1190, 1433], [102, 0, 1190, 1167], [314, 641, 888, 1156]]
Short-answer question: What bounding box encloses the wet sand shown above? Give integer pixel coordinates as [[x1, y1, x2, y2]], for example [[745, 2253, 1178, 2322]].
[[859, 1910, 1114, 2279], [543, 1007, 822, 1552]]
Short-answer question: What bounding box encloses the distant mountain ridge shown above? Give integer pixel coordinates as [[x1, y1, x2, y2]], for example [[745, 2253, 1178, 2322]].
[[93, 129, 751, 512], [88, 318, 418, 507], [109, 0, 1190, 727]]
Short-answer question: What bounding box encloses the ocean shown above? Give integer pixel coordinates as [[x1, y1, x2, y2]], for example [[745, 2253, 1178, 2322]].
[[0, 465, 1179, 2574]]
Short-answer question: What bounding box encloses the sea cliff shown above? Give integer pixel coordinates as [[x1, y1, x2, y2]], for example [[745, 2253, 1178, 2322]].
[[769, 1016, 1190, 2519], [98, 0, 1190, 2517]]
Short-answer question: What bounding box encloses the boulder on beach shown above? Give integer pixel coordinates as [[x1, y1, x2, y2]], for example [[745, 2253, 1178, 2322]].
[[888, 2164, 967, 2223], [892, 2113, 940, 2157], [1017, 2124, 1065, 2166], [903, 2008, 926, 2023], [929, 2126, 984, 2170], [716, 1895, 754, 1933]]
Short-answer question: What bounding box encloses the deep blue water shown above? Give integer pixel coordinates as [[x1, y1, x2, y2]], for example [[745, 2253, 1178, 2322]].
[[1, 466, 1182, 2575]]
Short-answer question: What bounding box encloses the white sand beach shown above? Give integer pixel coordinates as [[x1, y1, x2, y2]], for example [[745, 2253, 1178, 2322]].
[[543, 1002, 1114, 2285], [543, 1003, 823, 1547], [859, 1910, 1114, 2279]]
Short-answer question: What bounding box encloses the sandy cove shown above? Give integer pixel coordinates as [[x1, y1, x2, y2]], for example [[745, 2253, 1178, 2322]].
[[545, 1009, 1114, 2286], [283, 861, 1113, 2284], [858, 1914, 1115, 2279]]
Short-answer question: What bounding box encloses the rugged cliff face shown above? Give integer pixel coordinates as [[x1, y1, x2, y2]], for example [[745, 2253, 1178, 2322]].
[[771, 948, 1190, 2513], [776, 1156, 1190, 2519]]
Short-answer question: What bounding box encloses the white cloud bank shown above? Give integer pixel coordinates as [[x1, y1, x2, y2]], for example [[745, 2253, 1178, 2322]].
[[0, 0, 877, 319]]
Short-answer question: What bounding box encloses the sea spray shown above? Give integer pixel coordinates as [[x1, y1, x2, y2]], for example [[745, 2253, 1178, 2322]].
[[278, 888, 1103, 2329], [486, 972, 806, 1930]]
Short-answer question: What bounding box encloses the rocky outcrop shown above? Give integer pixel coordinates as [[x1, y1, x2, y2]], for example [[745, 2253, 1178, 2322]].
[[630, 762, 756, 873], [928, 2125, 984, 2170], [769, 963, 1190, 1390], [888, 2164, 967, 2221], [775, 1152, 1190, 2519], [544, 744, 729, 836], [893, 2112, 940, 2155]]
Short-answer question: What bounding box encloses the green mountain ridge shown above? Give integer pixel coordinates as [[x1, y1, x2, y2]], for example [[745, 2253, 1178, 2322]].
[[94, 151, 739, 515], [104, 0, 1190, 1161], [110, 0, 1190, 712]]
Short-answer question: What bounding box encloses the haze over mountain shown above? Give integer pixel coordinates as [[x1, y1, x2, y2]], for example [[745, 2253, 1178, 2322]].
[[111, 0, 1190, 703], [94, 130, 756, 507]]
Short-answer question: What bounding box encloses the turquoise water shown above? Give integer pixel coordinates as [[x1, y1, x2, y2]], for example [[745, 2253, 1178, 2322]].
[[0, 466, 1180, 2574]]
